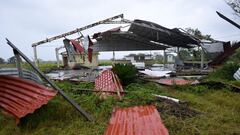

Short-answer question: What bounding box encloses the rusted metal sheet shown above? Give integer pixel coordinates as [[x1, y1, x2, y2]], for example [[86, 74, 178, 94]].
[[152, 78, 199, 86], [104, 105, 169, 135], [0, 75, 57, 119], [94, 69, 124, 98]]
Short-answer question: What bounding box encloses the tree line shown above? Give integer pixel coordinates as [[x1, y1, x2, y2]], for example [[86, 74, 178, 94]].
[[0, 56, 19, 64]]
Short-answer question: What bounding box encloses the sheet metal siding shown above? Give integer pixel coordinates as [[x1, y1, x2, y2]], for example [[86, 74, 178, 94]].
[[0, 68, 42, 83], [234, 68, 240, 80], [104, 105, 168, 135], [0, 75, 57, 118]]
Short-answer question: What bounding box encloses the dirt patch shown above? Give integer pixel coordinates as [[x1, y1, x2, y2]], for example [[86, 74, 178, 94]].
[[156, 100, 199, 118]]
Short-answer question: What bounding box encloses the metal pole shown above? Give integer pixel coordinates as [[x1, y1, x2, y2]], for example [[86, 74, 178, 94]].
[[216, 11, 240, 29], [55, 48, 60, 68], [6, 38, 94, 122], [177, 47, 180, 59], [201, 47, 204, 69], [113, 51, 115, 64], [33, 46, 38, 67], [163, 49, 166, 69], [32, 14, 124, 47], [13, 50, 23, 78]]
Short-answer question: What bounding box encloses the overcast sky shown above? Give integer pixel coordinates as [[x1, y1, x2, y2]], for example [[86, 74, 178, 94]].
[[1, 0, 240, 61]]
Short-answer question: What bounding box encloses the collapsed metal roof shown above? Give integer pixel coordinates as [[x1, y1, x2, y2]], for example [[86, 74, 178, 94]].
[[93, 31, 169, 51], [128, 19, 200, 48], [93, 19, 200, 51]]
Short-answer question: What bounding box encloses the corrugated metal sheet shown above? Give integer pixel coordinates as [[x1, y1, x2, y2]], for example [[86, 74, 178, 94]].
[[104, 105, 169, 135], [0, 75, 57, 119], [153, 78, 199, 86], [0, 68, 42, 84], [95, 69, 124, 94], [128, 19, 199, 48], [234, 68, 240, 80]]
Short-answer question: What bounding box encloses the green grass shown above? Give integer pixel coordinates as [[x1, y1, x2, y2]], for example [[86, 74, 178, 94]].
[[98, 60, 112, 66], [1, 46, 240, 135], [0, 62, 57, 73], [1, 80, 240, 135]]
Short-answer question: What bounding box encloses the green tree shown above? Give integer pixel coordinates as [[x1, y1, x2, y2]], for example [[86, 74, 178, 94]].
[[179, 49, 192, 60], [185, 28, 214, 41], [0, 57, 5, 64], [112, 64, 138, 86], [226, 0, 240, 16], [7, 56, 16, 64]]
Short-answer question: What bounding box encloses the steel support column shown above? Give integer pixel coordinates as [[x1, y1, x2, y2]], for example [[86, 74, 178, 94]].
[[201, 47, 204, 69], [33, 46, 38, 67]]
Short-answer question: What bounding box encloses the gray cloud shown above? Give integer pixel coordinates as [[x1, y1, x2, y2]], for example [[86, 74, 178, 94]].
[[0, 0, 239, 60]]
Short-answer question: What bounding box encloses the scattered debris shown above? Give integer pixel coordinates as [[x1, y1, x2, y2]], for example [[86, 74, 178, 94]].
[[139, 69, 172, 78], [157, 100, 199, 118], [94, 69, 124, 99], [234, 68, 240, 80], [153, 94, 180, 103], [97, 65, 112, 70], [46, 69, 98, 82], [104, 105, 169, 135], [209, 42, 240, 67], [0, 75, 57, 122], [6, 39, 94, 122], [201, 80, 240, 93], [150, 78, 199, 86]]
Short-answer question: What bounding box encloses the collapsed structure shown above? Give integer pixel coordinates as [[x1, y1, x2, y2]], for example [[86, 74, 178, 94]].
[[1, 13, 239, 134], [32, 14, 210, 69]]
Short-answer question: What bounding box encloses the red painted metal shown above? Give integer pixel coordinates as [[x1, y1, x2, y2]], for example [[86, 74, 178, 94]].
[[0, 75, 57, 119], [94, 69, 124, 95], [70, 40, 85, 53], [104, 105, 169, 135], [153, 78, 199, 86], [87, 36, 93, 63]]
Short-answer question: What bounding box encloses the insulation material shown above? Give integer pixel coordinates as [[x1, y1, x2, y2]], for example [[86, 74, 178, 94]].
[[104, 105, 169, 135], [0, 75, 57, 119], [139, 69, 172, 78]]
